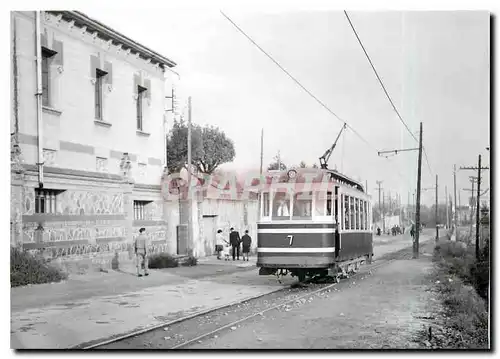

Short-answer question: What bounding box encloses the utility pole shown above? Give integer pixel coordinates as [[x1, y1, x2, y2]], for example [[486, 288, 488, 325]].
[[476, 155, 481, 260], [260, 128, 264, 176], [460, 158, 489, 260], [445, 185, 449, 229], [414, 122, 423, 259], [376, 181, 383, 231], [187, 96, 192, 256], [382, 191, 386, 233], [435, 175, 439, 241], [453, 164, 458, 229], [458, 189, 461, 226]]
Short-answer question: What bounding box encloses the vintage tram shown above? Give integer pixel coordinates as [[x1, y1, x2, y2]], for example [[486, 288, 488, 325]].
[[256, 167, 373, 282]]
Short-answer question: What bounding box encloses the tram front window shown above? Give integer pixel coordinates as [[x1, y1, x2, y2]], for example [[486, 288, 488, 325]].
[[293, 191, 312, 219], [272, 191, 291, 220], [262, 192, 270, 217]]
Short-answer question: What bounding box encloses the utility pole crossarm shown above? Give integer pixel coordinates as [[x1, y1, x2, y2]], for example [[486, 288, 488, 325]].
[[460, 166, 489, 170], [378, 148, 419, 156]]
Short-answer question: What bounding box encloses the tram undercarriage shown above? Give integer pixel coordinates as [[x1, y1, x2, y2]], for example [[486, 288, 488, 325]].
[[259, 254, 373, 283]]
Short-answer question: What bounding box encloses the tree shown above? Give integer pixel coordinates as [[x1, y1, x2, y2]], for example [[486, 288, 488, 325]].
[[196, 125, 236, 174], [268, 152, 287, 171], [312, 163, 319, 169], [166, 119, 236, 175], [299, 161, 307, 168]]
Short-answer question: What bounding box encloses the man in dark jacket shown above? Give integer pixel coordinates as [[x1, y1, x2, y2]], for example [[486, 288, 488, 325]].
[[241, 230, 252, 261], [229, 227, 241, 261]]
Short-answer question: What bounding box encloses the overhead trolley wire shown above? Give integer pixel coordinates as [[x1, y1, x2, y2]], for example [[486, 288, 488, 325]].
[[343, 10, 434, 178], [220, 10, 410, 183]]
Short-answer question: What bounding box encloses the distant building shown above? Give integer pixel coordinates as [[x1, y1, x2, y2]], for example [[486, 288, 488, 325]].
[[11, 11, 178, 268]]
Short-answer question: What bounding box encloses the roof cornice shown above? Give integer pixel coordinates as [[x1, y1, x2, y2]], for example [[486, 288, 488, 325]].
[[47, 10, 177, 69]]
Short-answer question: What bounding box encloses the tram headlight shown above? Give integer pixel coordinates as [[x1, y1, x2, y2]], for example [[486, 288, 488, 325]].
[[287, 169, 297, 179]]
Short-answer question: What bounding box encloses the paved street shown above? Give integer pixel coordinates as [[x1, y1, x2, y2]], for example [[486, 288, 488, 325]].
[[11, 230, 432, 349]]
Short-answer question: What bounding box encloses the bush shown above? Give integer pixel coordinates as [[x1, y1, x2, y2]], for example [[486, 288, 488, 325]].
[[11, 247, 67, 287], [148, 253, 179, 269], [181, 255, 198, 267]]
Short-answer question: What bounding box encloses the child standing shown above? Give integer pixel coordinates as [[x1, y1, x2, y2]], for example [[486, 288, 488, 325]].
[[241, 230, 252, 261]]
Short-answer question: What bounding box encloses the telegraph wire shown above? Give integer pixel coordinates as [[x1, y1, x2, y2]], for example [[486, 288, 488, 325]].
[[220, 10, 376, 153], [220, 10, 410, 183], [344, 10, 434, 177]]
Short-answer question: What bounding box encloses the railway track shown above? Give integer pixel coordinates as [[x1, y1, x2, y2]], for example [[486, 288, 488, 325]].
[[87, 257, 396, 350]]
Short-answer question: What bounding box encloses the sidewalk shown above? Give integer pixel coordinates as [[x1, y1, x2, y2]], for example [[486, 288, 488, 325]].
[[11, 234, 433, 349]]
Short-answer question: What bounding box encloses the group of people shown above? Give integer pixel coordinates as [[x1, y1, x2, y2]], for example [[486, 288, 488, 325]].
[[215, 228, 252, 261], [132, 226, 254, 278], [391, 225, 403, 236]]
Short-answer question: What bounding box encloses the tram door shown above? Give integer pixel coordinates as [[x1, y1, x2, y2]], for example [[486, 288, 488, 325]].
[[334, 186, 340, 258]]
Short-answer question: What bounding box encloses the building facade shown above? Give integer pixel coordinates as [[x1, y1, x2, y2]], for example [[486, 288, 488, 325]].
[[11, 11, 179, 271]]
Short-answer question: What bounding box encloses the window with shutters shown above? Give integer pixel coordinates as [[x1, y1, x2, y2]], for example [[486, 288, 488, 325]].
[[137, 85, 147, 130], [95, 69, 107, 120], [41, 48, 56, 107]]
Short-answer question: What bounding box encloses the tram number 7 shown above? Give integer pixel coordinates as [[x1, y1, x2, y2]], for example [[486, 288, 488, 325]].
[[287, 235, 294, 246]]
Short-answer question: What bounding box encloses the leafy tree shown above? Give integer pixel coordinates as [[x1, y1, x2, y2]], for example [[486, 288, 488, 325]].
[[299, 161, 307, 168], [196, 125, 236, 174], [268, 152, 287, 171], [312, 163, 319, 169], [166, 119, 235, 175]]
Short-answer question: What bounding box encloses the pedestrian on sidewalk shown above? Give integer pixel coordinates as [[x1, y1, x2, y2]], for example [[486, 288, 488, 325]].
[[241, 230, 252, 261], [230, 227, 241, 261], [135, 228, 149, 277], [215, 229, 226, 260]]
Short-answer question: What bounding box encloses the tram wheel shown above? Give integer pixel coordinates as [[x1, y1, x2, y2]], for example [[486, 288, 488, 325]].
[[297, 271, 306, 282]]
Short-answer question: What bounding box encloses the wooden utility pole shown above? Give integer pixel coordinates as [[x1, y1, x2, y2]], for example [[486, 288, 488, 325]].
[[382, 191, 386, 233], [260, 128, 264, 176], [460, 158, 489, 260], [414, 122, 423, 259], [476, 155, 481, 260], [376, 122, 424, 258], [187, 96, 192, 256], [445, 185, 449, 229], [376, 181, 383, 231], [453, 164, 458, 229], [435, 175, 439, 241]]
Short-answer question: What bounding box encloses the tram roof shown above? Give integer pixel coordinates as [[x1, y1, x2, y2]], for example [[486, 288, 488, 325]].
[[257, 168, 365, 193]]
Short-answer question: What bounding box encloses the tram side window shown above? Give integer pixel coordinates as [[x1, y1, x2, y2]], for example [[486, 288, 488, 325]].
[[326, 192, 332, 216], [293, 191, 312, 218], [344, 195, 350, 230], [350, 197, 355, 230], [354, 198, 359, 229], [366, 202, 369, 230], [364, 201, 368, 230], [360, 200, 365, 230], [272, 191, 291, 220], [262, 192, 270, 217], [340, 194, 344, 229]]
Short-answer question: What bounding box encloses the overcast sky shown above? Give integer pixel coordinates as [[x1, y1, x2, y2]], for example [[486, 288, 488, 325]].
[[89, 9, 490, 207]]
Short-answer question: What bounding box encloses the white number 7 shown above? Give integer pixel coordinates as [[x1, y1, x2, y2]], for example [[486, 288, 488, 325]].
[[287, 235, 294, 246]]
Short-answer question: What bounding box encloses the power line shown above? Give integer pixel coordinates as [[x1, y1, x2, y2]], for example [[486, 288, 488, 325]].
[[220, 10, 411, 184], [220, 10, 376, 152], [344, 10, 434, 177]]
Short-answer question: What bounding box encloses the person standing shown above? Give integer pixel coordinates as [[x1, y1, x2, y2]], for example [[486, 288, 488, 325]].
[[215, 229, 226, 260], [135, 227, 149, 277], [241, 230, 252, 261], [229, 227, 241, 261]]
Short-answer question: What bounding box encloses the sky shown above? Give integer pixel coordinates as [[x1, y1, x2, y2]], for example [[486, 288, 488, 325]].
[[88, 9, 490, 208]]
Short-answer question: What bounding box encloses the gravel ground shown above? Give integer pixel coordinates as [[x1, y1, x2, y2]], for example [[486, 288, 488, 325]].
[[97, 239, 437, 350]]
